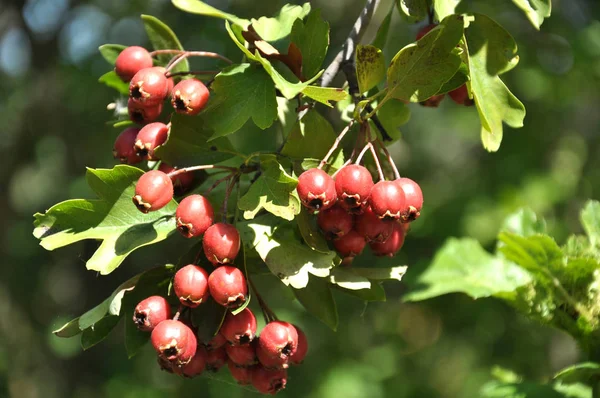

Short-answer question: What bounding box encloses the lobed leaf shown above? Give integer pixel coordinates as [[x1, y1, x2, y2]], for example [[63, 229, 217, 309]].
[[292, 275, 338, 330], [301, 86, 349, 107], [290, 9, 329, 79], [98, 44, 126, 65], [141, 14, 189, 74], [281, 109, 337, 160], [171, 0, 250, 28], [356, 45, 386, 94], [511, 0, 552, 30], [396, 0, 430, 22], [252, 3, 311, 42], [98, 71, 129, 95]]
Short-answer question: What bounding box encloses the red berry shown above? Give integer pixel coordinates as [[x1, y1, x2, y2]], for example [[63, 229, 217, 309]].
[[251, 366, 287, 395], [297, 168, 337, 211], [226, 340, 258, 367], [395, 177, 424, 222], [132, 170, 174, 213], [206, 332, 227, 351], [334, 165, 373, 212], [416, 24, 437, 40], [258, 321, 298, 360], [133, 295, 171, 332], [448, 84, 474, 106], [370, 222, 406, 256], [355, 206, 393, 243], [256, 343, 289, 370], [369, 180, 406, 221], [181, 345, 208, 378], [333, 230, 366, 257], [205, 345, 227, 371], [208, 266, 248, 308], [228, 360, 253, 385], [220, 308, 257, 345], [203, 223, 241, 265], [171, 78, 210, 116], [420, 94, 445, 108], [173, 264, 209, 308], [113, 127, 142, 164], [289, 325, 308, 365], [129, 67, 169, 105], [115, 46, 153, 82], [175, 194, 214, 238], [134, 122, 169, 160], [128, 98, 163, 125], [317, 205, 354, 240], [158, 163, 195, 196], [151, 320, 196, 366]]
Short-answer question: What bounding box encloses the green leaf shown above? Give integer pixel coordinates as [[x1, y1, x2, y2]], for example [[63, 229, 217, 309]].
[[252, 3, 311, 42], [98, 71, 129, 95], [434, 0, 461, 20], [81, 315, 121, 350], [348, 266, 408, 281], [554, 362, 600, 385], [99, 44, 126, 65], [329, 268, 371, 290], [335, 282, 386, 302], [141, 15, 189, 74], [301, 86, 349, 107], [296, 207, 330, 253], [356, 45, 386, 94], [581, 201, 600, 247], [396, 0, 430, 22], [437, 63, 469, 94], [238, 157, 300, 221], [498, 233, 563, 277], [191, 298, 227, 344], [33, 165, 177, 275], [404, 238, 532, 301], [281, 109, 336, 159], [254, 51, 323, 99], [511, 0, 552, 29], [53, 317, 81, 338], [78, 276, 139, 330], [239, 215, 337, 288], [290, 9, 329, 79], [171, 0, 250, 28], [464, 13, 525, 152], [372, 4, 394, 49], [153, 113, 236, 167], [499, 208, 547, 238], [480, 381, 565, 398], [292, 275, 338, 330], [385, 14, 463, 102], [376, 99, 410, 141], [202, 63, 278, 138]]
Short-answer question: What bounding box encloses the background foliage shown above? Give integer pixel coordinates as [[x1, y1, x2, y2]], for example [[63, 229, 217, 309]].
[[1, 0, 600, 397]]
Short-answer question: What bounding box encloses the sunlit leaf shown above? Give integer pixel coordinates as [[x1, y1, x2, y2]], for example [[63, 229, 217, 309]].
[[290, 9, 329, 79]]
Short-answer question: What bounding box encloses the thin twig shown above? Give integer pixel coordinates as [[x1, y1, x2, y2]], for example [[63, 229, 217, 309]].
[[167, 164, 237, 179], [165, 70, 219, 78], [318, 121, 355, 169], [204, 174, 234, 196]]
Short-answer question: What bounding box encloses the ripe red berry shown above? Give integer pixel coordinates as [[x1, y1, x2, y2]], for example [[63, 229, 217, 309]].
[[113, 127, 142, 164], [205, 346, 227, 371], [132, 295, 171, 332], [333, 230, 366, 257], [181, 345, 207, 378], [334, 165, 374, 212], [226, 340, 258, 367], [416, 24, 437, 40], [151, 320, 196, 366], [220, 308, 257, 345], [175, 194, 214, 238], [448, 84, 474, 106], [289, 325, 308, 365], [251, 366, 287, 395], [369, 180, 406, 221], [228, 360, 253, 385], [256, 343, 289, 370], [370, 222, 406, 256], [129, 67, 169, 105], [173, 264, 209, 308], [208, 266, 248, 308], [203, 223, 241, 265], [395, 177, 424, 222], [115, 46, 153, 82], [420, 94, 445, 108], [297, 168, 337, 211], [134, 122, 169, 160], [258, 321, 298, 360], [171, 78, 210, 116], [128, 98, 163, 125], [158, 163, 195, 196], [133, 170, 174, 213], [206, 333, 227, 351], [317, 205, 354, 240], [355, 206, 393, 243]]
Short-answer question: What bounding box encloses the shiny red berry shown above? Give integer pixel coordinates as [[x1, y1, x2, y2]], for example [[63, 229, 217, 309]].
[[133, 170, 174, 213], [256, 343, 289, 370], [251, 366, 287, 395], [228, 360, 253, 385], [129, 67, 169, 105], [297, 168, 337, 211], [370, 222, 406, 256], [113, 127, 142, 164], [395, 177, 424, 222], [258, 321, 298, 360], [420, 94, 445, 108], [203, 223, 241, 265], [171, 78, 210, 116], [369, 180, 406, 221], [115, 46, 153, 82], [220, 308, 257, 345], [333, 230, 366, 257], [289, 325, 308, 365], [173, 264, 209, 307], [151, 320, 196, 366], [355, 206, 393, 243], [132, 295, 171, 332], [416, 24, 437, 40], [206, 332, 227, 351], [175, 194, 214, 238], [181, 345, 208, 378], [334, 165, 373, 212], [317, 205, 354, 240], [134, 122, 169, 160], [448, 84, 474, 106], [205, 345, 227, 371], [208, 266, 248, 308], [128, 98, 163, 125], [226, 340, 258, 367], [158, 163, 195, 196]]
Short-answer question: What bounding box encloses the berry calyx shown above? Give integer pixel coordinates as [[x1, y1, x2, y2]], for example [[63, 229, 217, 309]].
[[132, 170, 174, 213], [205, 346, 227, 371], [289, 325, 308, 365], [158, 163, 195, 196], [181, 345, 208, 378], [113, 127, 142, 164], [203, 223, 241, 265], [132, 295, 171, 332], [228, 360, 253, 385], [317, 205, 354, 240], [173, 264, 210, 307], [226, 340, 258, 367], [370, 222, 406, 256], [151, 320, 196, 366], [369, 180, 406, 221], [115, 46, 153, 82], [128, 98, 163, 125], [134, 122, 169, 160], [334, 164, 374, 212], [220, 308, 257, 345], [448, 84, 474, 106], [206, 332, 227, 351], [256, 343, 289, 370], [258, 321, 298, 360], [355, 206, 393, 243], [208, 266, 248, 308], [416, 24, 437, 40], [251, 366, 287, 395], [395, 177, 424, 222], [297, 168, 337, 211], [129, 67, 169, 105], [171, 78, 210, 116], [175, 194, 214, 238], [333, 230, 366, 257]]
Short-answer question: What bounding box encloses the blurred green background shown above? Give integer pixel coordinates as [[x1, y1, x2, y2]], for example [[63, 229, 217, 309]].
[[1, 0, 600, 397]]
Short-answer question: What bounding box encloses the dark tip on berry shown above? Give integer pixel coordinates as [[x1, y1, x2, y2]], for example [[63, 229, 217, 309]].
[[133, 311, 148, 327], [132, 195, 151, 213], [344, 196, 359, 208], [176, 219, 193, 238], [173, 96, 187, 111], [163, 346, 178, 358], [238, 334, 251, 345], [131, 85, 143, 100], [281, 343, 293, 357], [308, 198, 323, 210], [227, 294, 247, 309], [272, 380, 285, 393]]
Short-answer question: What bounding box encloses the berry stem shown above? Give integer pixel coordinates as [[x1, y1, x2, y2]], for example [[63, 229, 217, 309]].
[[368, 142, 386, 181], [318, 120, 355, 169], [165, 70, 219, 78], [164, 51, 233, 73], [167, 164, 237, 179], [204, 173, 234, 196], [375, 137, 401, 180], [221, 174, 239, 223], [331, 159, 354, 178], [172, 304, 185, 321], [248, 277, 277, 324], [355, 142, 371, 165]]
